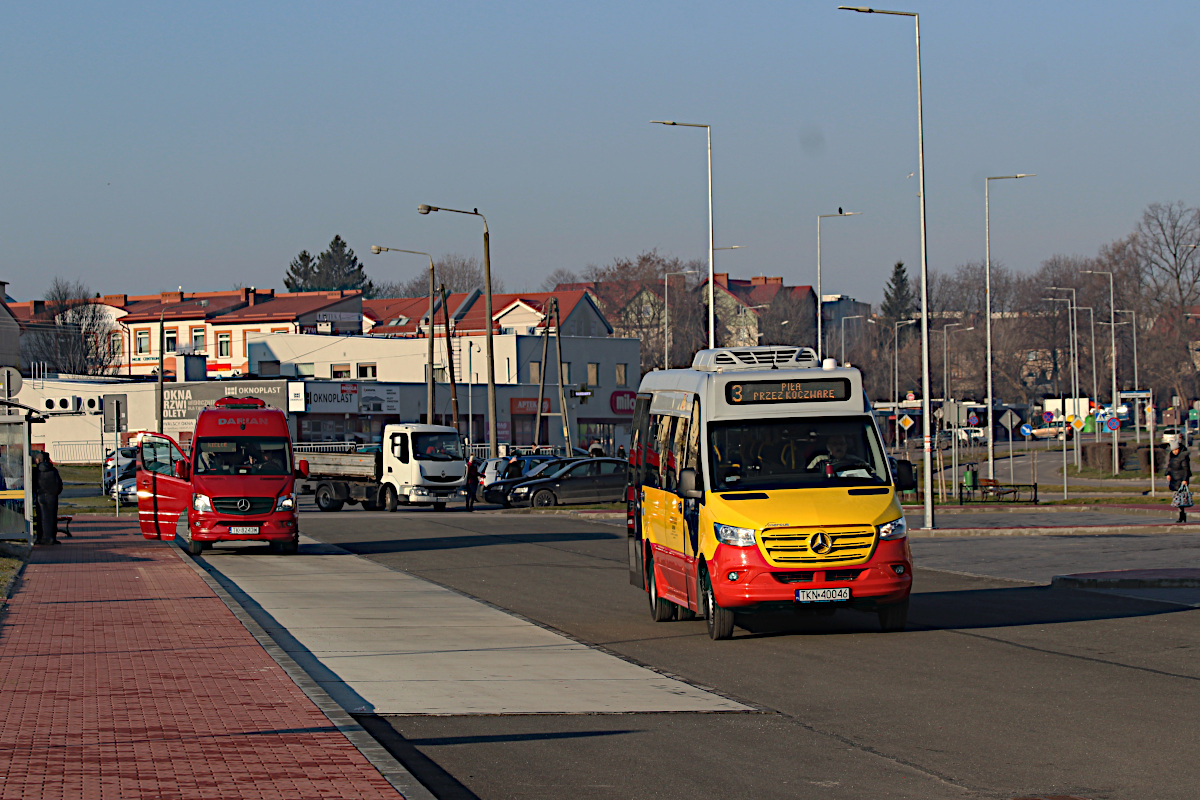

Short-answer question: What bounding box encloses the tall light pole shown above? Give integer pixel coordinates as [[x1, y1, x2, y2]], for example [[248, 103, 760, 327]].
[[1076, 306, 1099, 441], [817, 210, 861, 360], [652, 120, 716, 348], [371, 246, 436, 426], [840, 5, 934, 528], [1048, 285, 1080, 467], [1044, 296, 1078, 461], [841, 314, 865, 365], [467, 341, 482, 444], [1118, 309, 1139, 441], [985, 173, 1036, 478], [1083, 269, 1119, 474], [663, 269, 698, 369], [418, 204, 499, 458], [939, 323, 973, 401]]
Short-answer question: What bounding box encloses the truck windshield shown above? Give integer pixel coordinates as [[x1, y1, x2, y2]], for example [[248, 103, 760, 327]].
[[708, 415, 889, 491], [412, 432, 463, 461], [194, 437, 292, 476]]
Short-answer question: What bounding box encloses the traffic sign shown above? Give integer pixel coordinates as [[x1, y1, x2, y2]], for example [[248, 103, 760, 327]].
[[1066, 414, 1076, 423], [1072, 417, 1086, 431], [905, 391, 915, 401], [967, 412, 979, 426], [1105, 417, 1121, 432], [999, 409, 1020, 430], [898, 414, 915, 431], [1042, 411, 1054, 423], [1019, 423, 1033, 437]]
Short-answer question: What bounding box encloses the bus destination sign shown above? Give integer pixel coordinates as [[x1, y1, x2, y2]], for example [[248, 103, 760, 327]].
[[725, 378, 852, 405]]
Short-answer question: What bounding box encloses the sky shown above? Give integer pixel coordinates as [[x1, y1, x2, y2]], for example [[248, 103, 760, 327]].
[[3, 1, 1199, 305]]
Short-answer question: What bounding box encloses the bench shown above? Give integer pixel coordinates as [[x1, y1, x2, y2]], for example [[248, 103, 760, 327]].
[[978, 478, 1018, 500], [958, 480, 1038, 504], [57, 515, 73, 537]]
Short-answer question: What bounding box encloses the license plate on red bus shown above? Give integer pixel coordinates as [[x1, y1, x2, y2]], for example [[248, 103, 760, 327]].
[[796, 588, 850, 603], [228, 526, 259, 535]]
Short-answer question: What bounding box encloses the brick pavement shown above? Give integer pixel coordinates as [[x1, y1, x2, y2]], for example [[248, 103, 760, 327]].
[[0, 517, 406, 800]]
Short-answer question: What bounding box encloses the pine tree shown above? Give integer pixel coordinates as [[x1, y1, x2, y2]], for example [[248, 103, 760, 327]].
[[881, 261, 916, 330], [283, 250, 318, 292]]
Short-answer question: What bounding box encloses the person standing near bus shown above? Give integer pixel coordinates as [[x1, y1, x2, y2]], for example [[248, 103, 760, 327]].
[[35, 452, 64, 546], [1167, 438, 1192, 523], [464, 457, 479, 512]]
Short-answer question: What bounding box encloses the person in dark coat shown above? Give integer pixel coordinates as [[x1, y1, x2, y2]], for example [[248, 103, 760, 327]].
[[1166, 440, 1192, 523], [35, 452, 64, 545], [464, 458, 479, 512]]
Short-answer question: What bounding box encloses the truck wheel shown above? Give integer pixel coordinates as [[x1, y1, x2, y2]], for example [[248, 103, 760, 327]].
[[533, 490, 555, 507], [315, 485, 344, 512], [877, 598, 909, 633], [703, 570, 735, 640], [383, 486, 398, 512]]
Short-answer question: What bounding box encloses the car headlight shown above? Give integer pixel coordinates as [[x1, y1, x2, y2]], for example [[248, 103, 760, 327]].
[[275, 493, 295, 511], [192, 493, 213, 513], [714, 522, 756, 547], [877, 516, 907, 540], [513, 486, 530, 494]]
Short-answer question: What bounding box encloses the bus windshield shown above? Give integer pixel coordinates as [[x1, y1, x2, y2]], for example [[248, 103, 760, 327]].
[[413, 432, 463, 461], [194, 437, 292, 476], [708, 415, 889, 491]]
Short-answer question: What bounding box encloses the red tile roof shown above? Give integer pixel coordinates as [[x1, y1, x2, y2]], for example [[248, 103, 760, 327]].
[[214, 290, 360, 323], [367, 290, 596, 336]]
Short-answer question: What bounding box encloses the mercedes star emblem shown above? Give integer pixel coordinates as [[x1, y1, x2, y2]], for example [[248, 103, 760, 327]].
[[236, 498, 251, 512], [808, 531, 833, 555]]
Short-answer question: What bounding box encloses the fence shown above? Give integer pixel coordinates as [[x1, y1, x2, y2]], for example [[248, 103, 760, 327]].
[[293, 442, 359, 454], [48, 440, 106, 464]]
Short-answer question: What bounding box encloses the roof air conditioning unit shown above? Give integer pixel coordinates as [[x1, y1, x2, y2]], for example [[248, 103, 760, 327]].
[[84, 396, 103, 414]]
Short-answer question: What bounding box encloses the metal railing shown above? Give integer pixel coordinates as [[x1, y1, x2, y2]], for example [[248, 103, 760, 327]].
[[49, 440, 105, 464], [293, 442, 359, 453]]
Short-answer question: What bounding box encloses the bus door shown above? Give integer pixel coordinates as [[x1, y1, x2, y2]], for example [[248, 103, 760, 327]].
[[662, 397, 703, 607], [137, 432, 190, 540]]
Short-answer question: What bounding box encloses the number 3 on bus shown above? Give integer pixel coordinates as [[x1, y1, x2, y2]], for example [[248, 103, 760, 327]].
[[626, 346, 917, 640]]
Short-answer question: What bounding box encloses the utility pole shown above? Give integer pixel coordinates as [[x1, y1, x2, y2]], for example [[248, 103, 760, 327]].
[[439, 285, 460, 434]]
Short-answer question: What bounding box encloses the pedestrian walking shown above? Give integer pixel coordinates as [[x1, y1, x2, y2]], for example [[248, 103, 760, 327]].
[[35, 452, 64, 545], [464, 457, 479, 512], [1166, 438, 1193, 524], [616, 445, 627, 460], [588, 439, 605, 457]]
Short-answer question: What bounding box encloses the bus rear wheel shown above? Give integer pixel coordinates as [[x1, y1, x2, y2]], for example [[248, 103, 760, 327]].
[[702, 570, 735, 640], [877, 598, 909, 632], [647, 558, 674, 622]]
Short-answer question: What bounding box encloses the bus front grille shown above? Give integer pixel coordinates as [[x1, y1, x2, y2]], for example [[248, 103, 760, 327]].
[[758, 528, 876, 566]]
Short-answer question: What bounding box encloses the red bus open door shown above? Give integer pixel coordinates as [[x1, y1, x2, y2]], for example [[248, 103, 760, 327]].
[[137, 432, 190, 540]]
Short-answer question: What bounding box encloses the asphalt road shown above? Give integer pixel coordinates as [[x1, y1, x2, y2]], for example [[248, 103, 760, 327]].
[[298, 504, 1200, 800]]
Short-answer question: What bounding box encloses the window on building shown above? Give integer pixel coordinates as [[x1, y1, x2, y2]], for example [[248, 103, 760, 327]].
[[164, 329, 177, 353], [216, 332, 232, 358], [587, 362, 599, 386], [357, 363, 377, 380], [529, 361, 541, 385], [294, 363, 315, 377], [332, 364, 351, 379], [192, 328, 206, 351], [109, 332, 123, 358], [271, 327, 289, 334], [616, 363, 627, 387], [135, 330, 150, 355]]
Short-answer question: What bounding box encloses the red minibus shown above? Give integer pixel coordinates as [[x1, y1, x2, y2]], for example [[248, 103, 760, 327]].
[[137, 396, 307, 555]]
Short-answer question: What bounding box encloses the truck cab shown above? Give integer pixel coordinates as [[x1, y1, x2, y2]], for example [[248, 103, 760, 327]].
[[137, 396, 306, 555]]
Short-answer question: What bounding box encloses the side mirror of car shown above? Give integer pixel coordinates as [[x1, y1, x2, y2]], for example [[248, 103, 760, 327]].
[[678, 467, 703, 499], [296, 459, 310, 478], [174, 461, 190, 481], [894, 460, 917, 492]]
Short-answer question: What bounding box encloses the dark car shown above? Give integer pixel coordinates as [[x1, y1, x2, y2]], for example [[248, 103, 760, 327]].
[[508, 457, 629, 508], [482, 457, 583, 506]]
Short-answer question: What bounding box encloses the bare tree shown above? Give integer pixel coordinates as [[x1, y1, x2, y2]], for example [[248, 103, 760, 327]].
[[540, 268, 579, 292], [21, 278, 118, 376], [376, 253, 506, 298]]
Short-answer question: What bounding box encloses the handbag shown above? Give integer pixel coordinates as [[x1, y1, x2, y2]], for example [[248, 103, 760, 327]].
[[1172, 485, 1193, 509]]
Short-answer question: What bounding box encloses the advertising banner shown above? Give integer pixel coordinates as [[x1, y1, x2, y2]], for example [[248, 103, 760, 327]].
[[305, 383, 360, 414], [510, 397, 551, 415]]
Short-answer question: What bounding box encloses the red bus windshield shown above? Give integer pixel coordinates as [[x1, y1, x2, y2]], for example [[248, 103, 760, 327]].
[[194, 437, 292, 476]]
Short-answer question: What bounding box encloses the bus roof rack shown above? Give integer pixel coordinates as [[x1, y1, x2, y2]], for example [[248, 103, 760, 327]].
[[691, 346, 820, 372]]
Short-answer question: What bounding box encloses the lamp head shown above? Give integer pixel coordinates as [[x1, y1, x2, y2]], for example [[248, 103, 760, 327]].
[[418, 205, 435, 215], [650, 120, 677, 125], [370, 245, 383, 254], [838, 6, 875, 11]]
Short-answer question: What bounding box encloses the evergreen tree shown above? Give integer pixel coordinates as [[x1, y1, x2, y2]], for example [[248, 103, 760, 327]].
[[283, 250, 318, 292], [881, 261, 917, 330]]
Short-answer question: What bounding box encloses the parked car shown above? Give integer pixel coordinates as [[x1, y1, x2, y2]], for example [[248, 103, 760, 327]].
[[956, 427, 987, 444], [508, 457, 628, 508], [1030, 421, 1074, 441], [103, 446, 138, 493], [111, 474, 137, 505], [482, 457, 584, 506], [1160, 426, 1194, 447], [933, 431, 954, 450], [499, 454, 558, 482], [478, 457, 510, 488]]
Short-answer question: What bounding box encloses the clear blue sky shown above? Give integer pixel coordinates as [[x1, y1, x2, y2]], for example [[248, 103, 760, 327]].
[[3, 1, 1197, 303]]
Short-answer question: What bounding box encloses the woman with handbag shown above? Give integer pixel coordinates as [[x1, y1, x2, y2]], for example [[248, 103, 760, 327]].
[[1166, 439, 1193, 523]]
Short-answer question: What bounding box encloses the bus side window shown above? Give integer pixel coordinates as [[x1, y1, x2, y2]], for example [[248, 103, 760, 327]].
[[685, 399, 702, 482], [391, 433, 409, 464], [670, 411, 690, 494], [644, 415, 662, 488], [659, 415, 678, 492], [631, 395, 650, 487]]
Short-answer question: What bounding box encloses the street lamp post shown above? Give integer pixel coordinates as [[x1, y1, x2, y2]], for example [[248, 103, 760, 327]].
[[839, 5, 934, 528], [371, 246, 436, 426], [1117, 309, 1139, 441], [663, 269, 698, 369], [467, 341, 482, 445], [1049, 286, 1081, 467], [841, 314, 865, 365], [1044, 296, 1078, 456], [985, 173, 1036, 479], [941, 323, 973, 495], [1083, 269, 1119, 474], [652, 121, 716, 348], [817, 210, 861, 360], [418, 205, 499, 458], [1076, 306, 1099, 441]]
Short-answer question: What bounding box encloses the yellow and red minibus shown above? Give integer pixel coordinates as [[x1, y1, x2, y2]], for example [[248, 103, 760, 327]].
[[627, 346, 916, 640]]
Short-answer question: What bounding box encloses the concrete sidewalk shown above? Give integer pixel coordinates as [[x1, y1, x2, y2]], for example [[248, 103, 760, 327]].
[[0, 517, 418, 800]]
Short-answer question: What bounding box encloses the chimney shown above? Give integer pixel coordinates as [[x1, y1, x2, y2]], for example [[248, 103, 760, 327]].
[[714, 273, 729, 288], [766, 276, 783, 286], [103, 294, 128, 307], [160, 291, 184, 303], [750, 275, 766, 286], [249, 287, 257, 306], [239, 287, 250, 303]]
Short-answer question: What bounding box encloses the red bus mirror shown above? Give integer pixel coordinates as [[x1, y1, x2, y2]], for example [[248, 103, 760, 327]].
[[174, 461, 190, 481], [297, 459, 310, 478]]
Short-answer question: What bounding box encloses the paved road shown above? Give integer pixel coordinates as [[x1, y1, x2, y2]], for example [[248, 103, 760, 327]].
[[277, 505, 1200, 800]]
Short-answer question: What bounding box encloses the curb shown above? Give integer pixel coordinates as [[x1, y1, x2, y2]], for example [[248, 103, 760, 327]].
[[909, 524, 1198, 538], [173, 541, 437, 800], [1052, 571, 1200, 589]]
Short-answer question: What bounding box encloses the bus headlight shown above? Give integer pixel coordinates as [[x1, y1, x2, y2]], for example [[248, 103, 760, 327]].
[[877, 516, 907, 540], [275, 493, 295, 512], [714, 523, 756, 547], [192, 493, 213, 513]]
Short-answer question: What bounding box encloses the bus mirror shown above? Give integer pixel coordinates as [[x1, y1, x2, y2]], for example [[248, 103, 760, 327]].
[[174, 461, 190, 481], [894, 460, 917, 492], [296, 459, 310, 478], [678, 467, 703, 499]]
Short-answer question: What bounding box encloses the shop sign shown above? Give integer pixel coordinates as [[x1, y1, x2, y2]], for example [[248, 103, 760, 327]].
[[610, 390, 637, 415], [510, 397, 551, 415]]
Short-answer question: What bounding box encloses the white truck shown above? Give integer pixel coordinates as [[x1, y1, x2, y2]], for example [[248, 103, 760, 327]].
[[304, 424, 467, 512]]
